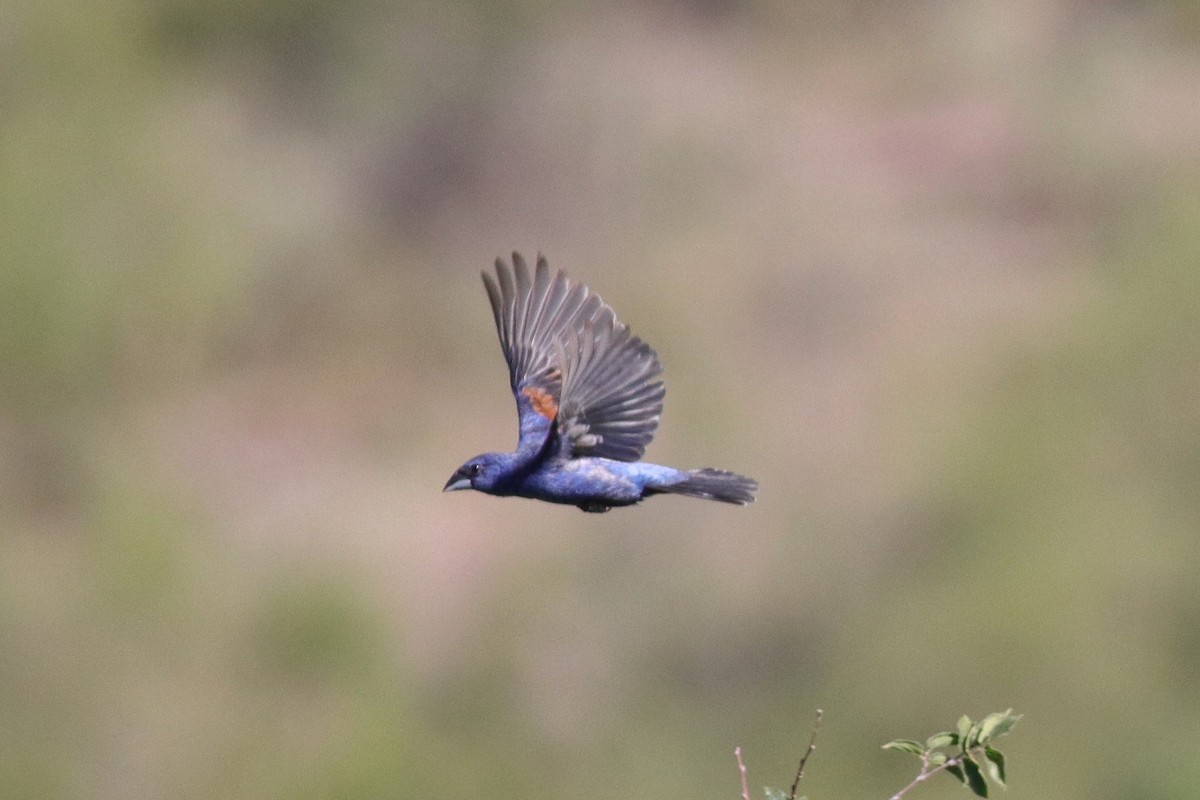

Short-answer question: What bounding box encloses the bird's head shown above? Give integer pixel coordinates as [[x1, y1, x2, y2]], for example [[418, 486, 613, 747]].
[[443, 453, 510, 494]]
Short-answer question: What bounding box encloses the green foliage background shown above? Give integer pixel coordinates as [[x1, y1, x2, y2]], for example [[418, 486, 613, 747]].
[[3, 2, 1199, 798]]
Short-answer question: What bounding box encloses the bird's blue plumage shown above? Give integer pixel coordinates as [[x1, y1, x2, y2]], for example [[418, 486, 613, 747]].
[[445, 253, 757, 512]]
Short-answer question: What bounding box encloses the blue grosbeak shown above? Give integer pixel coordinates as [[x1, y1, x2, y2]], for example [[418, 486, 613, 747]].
[[445, 253, 757, 512]]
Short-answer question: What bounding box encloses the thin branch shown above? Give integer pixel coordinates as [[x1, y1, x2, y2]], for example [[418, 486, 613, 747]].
[[789, 708, 823, 800], [734, 747, 751, 800], [889, 753, 964, 800]]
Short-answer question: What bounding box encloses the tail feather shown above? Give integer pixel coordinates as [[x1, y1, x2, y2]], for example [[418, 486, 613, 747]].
[[652, 468, 757, 505]]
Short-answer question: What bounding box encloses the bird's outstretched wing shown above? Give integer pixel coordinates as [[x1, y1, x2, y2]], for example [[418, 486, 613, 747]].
[[482, 253, 664, 461], [556, 312, 664, 462], [484, 253, 595, 454]]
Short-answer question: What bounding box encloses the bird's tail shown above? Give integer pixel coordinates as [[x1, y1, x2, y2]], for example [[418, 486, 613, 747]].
[[652, 468, 758, 505]]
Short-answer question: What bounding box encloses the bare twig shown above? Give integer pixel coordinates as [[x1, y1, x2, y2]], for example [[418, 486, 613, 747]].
[[734, 746, 751, 800], [789, 708, 823, 800]]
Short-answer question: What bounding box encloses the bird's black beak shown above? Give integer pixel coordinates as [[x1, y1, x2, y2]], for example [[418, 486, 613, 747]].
[[443, 472, 471, 492]]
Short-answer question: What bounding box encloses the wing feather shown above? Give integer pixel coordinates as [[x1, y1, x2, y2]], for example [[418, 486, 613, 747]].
[[483, 253, 665, 462], [556, 316, 664, 462]]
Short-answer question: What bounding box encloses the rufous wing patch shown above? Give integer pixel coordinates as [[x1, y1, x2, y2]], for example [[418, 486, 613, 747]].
[[522, 386, 558, 419]]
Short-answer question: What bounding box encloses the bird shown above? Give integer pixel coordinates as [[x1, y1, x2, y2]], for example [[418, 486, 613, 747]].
[[444, 253, 758, 513]]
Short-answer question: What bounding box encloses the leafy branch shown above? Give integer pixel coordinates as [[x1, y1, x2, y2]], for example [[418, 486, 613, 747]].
[[882, 709, 1021, 799], [736, 709, 1020, 800]]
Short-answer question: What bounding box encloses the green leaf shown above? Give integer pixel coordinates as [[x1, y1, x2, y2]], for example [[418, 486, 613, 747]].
[[945, 763, 966, 784], [956, 716, 973, 743], [985, 747, 1007, 787], [926, 731, 958, 750], [970, 720, 988, 751], [882, 739, 925, 755], [963, 757, 989, 798], [764, 787, 789, 800], [977, 712, 1002, 741], [979, 710, 1021, 742], [928, 751, 948, 767]]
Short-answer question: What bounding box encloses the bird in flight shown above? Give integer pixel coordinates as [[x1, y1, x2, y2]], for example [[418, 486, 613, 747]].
[[444, 253, 757, 512]]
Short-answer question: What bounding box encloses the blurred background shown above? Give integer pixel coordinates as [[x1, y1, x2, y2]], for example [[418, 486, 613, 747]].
[[3, 1, 1200, 797]]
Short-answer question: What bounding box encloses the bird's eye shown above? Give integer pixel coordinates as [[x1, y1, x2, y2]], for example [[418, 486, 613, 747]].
[[467, 463, 483, 477]]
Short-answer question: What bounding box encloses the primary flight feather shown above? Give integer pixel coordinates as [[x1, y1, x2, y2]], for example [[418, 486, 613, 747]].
[[444, 253, 757, 512]]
